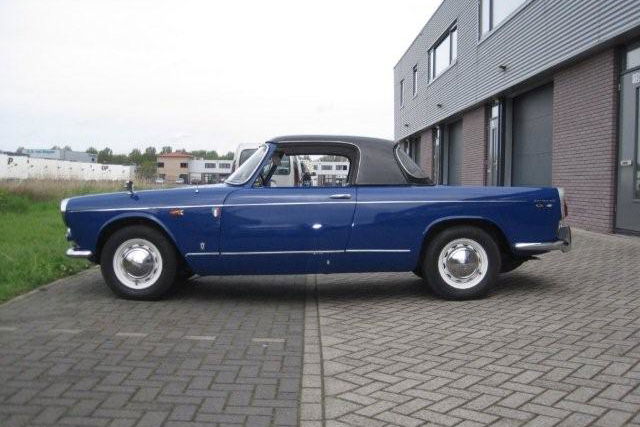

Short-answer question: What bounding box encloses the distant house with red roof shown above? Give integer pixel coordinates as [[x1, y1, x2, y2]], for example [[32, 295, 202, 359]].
[[156, 151, 193, 183]]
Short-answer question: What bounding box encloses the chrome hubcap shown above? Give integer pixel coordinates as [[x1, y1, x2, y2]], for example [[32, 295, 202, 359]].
[[113, 239, 163, 290], [122, 247, 155, 278], [438, 238, 488, 290], [445, 247, 480, 279]]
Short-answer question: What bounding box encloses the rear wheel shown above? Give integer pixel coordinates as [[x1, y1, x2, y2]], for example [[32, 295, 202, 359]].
[[422, 226, 500, 300], [100, 225, 178, 300]]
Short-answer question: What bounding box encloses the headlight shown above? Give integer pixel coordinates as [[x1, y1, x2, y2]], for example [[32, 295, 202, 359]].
[[557, 188, 568, 218]]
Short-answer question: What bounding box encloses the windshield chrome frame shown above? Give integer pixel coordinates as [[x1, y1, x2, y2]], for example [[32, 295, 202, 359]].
[[225, 144, 270, 186]]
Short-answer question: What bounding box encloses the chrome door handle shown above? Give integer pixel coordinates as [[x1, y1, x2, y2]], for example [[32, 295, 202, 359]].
[[329, 194, 352, 199]]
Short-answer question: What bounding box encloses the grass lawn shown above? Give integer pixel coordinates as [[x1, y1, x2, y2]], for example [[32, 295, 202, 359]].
[[0, 197, 91, 302], [0, 180, 164, 303]]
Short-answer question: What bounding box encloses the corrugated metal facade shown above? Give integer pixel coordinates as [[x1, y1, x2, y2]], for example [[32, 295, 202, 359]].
[[394, 0, 640, 140]]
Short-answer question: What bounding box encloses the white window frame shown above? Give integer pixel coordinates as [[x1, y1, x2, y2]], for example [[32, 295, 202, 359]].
[[412, 65, 418, 97], [479, 0, 530, 40], [428, 24, 458, 83], [399, 79, 405, 107]]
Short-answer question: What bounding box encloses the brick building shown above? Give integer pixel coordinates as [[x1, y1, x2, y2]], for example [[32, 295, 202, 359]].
[[395, 0, 640, 234], [156, 152, 193, 183]]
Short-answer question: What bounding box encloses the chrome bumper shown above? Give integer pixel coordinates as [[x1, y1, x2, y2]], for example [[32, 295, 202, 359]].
[[514, 224, 572, 253], [66, 248, 93, 258]]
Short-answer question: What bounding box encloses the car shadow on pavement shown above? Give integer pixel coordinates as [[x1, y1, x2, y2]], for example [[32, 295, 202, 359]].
[[167, 275, 307, 303], [161, 269, 560, 303]]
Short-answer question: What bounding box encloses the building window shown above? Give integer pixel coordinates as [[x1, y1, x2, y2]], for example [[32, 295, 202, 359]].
[[321, 165, 332, 171], [219, 163, 231, 169], [180, 162, 188, 168], [399, 79, 405, 107], [480, 0, 527, 36], [412, 65, 418, 96], [487, 99, 504, 186], [429, 25, 457, 82], [205, 163, 216, 168], [625, 43, 640, 70], [157, 162, 164, 168], [158, 174, 166, 179]]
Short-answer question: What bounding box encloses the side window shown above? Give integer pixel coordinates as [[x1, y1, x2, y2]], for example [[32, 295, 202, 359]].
[[257, 153, 351, 188]]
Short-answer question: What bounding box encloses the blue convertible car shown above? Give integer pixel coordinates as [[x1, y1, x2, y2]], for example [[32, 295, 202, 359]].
[[61, 135, 571, 300]]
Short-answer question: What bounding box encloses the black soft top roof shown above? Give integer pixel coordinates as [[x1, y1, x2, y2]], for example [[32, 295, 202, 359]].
[[267, 135, 409, 185]]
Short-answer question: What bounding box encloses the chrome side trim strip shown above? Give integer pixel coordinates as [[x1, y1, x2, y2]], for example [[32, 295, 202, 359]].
[[185, 249, 411, 257], [221, 250, 344, 255], [71, 199, 525, 213], [185, 252, 220, 256], [219, 201, 355, 207], [66, 248, 93, 258], [346, 249, 411, 253], [69, 204, 217, 213]]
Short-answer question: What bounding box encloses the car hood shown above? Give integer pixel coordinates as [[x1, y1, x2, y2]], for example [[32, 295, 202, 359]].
[[64, 183, 236, 212]]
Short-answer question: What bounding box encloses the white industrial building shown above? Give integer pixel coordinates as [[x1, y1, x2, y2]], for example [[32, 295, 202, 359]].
[[22, 148, 97, 163], [188, 159, 233, 184], [0, 154, 134, 181], [309, 160, 349, 186]]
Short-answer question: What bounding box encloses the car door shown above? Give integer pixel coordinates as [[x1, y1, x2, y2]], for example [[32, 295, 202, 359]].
[[218, 186, 356, 274]]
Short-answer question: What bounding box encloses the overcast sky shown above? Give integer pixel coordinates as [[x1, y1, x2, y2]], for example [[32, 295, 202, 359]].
[[0, 0, 439, 155]]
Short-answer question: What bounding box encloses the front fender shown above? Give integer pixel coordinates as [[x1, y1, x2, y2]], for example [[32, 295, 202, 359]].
[[97, 212, 180, 251]]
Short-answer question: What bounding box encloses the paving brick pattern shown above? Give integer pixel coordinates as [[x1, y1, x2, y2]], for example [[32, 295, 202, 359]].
[[315, 230, 640, 426], [0, 272, 305, 426], [1, 229, 639, 426]]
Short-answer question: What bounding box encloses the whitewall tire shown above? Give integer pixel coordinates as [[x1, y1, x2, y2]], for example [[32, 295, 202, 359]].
[[422, 226, 500, 300], [100, 225, 178, 300]]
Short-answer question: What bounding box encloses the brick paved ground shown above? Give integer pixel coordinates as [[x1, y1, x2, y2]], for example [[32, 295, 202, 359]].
[[313, 230, 640, 426], [0, 272, 305, 426], [1, 229, 639, 426]]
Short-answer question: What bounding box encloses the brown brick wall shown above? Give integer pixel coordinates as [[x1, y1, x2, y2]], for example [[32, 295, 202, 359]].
[[461, 106, 487, 186], [552, 48, 618, 233], [419, 128, 433, 178]]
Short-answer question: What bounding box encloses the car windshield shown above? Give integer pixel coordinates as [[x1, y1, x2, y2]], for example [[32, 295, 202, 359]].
[[226, 145, 268, 185], [238, 148, 257, 166], [395, 145, 433, 184]]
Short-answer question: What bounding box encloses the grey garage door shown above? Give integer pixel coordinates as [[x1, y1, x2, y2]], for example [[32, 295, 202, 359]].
[[447, 120, 463, 185], [512, 84, 553, 187]]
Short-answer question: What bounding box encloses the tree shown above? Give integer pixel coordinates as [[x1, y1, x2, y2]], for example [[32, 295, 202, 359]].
[[136, 160, 157, 180], [63, 145, 72, 151], [221, 151, 234, 160], [143, 147, 157, 162], [129, 148, 143, 165], [191, 150, 219, 160], [16, 146, 24, 154], [110, 154, 128, 165], [97, 147, 113, 164], [86, 147, 98, 154], [161, 146, 172, 154], [51, 145, 61, 150]]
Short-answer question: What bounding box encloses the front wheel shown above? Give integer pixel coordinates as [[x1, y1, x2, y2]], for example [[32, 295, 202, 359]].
[[422, 226, 501, 300], [100, 225, 179, 300]]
